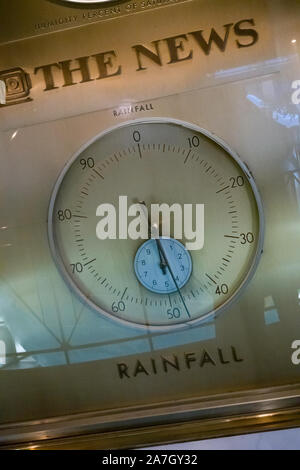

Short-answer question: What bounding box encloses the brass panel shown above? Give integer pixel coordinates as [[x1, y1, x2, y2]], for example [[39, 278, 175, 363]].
[[0, 0, 299, 448]]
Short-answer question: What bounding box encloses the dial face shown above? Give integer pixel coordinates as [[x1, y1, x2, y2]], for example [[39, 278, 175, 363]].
[[134, 238, 193, 294], [48, 118, 263, 329]]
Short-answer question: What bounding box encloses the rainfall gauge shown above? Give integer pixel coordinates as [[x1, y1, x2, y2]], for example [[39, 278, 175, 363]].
[[48, 118, 264, 328], [1, 0, 300, 450]]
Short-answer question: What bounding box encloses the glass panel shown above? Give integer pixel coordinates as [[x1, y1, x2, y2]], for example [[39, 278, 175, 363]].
[[0, 0, 299, 432]]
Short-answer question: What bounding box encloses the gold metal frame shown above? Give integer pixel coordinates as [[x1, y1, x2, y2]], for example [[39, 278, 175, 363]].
[[1, 383, 300, 449], [1, 0, 300, 451]]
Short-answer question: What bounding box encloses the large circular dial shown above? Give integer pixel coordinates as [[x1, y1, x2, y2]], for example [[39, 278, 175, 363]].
[[48, 118, 264, 329]]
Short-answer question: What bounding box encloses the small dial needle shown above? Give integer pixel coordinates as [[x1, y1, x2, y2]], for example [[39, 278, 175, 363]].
[[155, 237, 191, 319], [138, 200, 167, 274], [138, 200, 191, 318], [156, 241, 167, 275]]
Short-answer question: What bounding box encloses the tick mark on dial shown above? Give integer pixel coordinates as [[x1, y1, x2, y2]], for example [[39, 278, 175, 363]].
[[121, 287, 128, 300], [206, 273, 217, 285], [216, 185, 230, 194], [184, 150, 191, 164], [92, 168, 104, 179], [137, 143, 142, 159], [84, 258, 96, 267]]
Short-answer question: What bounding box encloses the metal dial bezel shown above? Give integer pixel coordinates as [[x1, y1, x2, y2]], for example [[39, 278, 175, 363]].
[[47, 117, 265, 331]]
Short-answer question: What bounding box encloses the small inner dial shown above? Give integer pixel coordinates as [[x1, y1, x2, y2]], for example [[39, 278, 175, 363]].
[[48, 118, 263, 328], [134, 238, 193, 294]]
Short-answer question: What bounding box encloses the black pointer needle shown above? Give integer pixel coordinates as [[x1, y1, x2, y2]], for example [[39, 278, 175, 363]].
[[155, 239, 167, 275], [156, 237, 191, 319], [138, 200, 167, 275], [138, 200, 190, 317]]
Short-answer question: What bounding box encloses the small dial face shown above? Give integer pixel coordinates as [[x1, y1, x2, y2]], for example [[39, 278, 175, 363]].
[[134, 238, 193, 294], [48, 118, 263, 329]]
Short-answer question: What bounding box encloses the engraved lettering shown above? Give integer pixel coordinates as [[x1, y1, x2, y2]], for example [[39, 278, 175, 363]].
[[117, 362, 130, 379], [133, 359, 149, 376], [116, 345, 245, 379], [218, 348, 230, 364], [234, 18, 259, 48], [34, 63, 61, 91], [231, 346, 244, 363], [151, 358, 157, 374], [200, 350, 216, 367], [112, 103, 154, 117], [132, 41, 162, 71], [184, 352, 196, 369], [165, 34, 193, 64], [59, 57, 94, 87], [92, 51, 122, 79], [161, 355, 180, 372], [189, 23, 233, 55]]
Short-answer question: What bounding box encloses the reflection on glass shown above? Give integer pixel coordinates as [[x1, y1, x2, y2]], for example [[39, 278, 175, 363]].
[[286, 146, 300, 211], [10, 130, 18, 140], [0, 321, 16, 368], [264, 296, 280, 325], [247, 94, 299, 128], [0, 340, 5, 366]]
